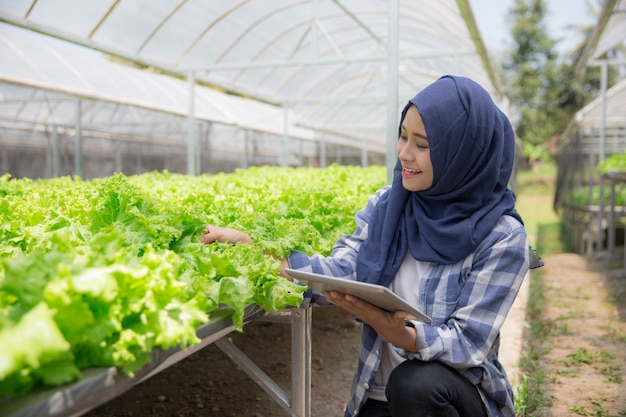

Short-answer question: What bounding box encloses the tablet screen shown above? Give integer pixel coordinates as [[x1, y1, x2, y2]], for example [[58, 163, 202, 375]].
[[285, 268, 431, 323]]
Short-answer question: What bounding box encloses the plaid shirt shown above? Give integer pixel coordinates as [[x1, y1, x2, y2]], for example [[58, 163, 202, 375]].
[[289, 186, 529, 417]]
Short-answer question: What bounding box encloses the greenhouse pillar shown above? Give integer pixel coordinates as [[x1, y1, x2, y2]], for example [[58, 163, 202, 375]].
[[599, 60, 608, 163], [361, 147, 368, 168], [115, 139, 122, 173], [595, 61, 609, 251], [75, 99, 83, 177], [187, 71, 197, 176], [136, 145, 143, 174], [51, 126, 60, 177], [386, 0, 399, 184], [196, 121, 202, 174], [290, 308, 312, 417], [243, 130, 250, 169], [282, 105, 289, 167]]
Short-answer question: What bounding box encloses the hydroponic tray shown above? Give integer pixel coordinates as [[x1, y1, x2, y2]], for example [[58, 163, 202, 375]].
[[1, 306, 267, 417]]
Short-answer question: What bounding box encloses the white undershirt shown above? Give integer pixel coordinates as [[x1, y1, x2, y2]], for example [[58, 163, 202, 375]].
[[368, 252, 427, 401]]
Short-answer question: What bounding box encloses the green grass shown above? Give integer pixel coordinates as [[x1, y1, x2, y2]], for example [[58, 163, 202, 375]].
[[517, 164, 559, 194], [516, 163, 569, 253], [512, 163, 571, 416]]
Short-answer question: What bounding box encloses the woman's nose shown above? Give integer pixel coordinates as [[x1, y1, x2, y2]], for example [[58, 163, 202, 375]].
[[397, 142, 413, 160]]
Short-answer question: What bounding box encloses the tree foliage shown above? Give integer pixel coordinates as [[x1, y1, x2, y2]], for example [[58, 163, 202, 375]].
[[500, 0, 615, 166]]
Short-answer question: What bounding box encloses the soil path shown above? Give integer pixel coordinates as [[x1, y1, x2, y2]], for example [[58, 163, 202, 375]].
[[532, 252, 626, 417]]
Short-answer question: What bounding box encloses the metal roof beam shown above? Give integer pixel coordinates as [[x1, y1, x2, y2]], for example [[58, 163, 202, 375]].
[[0, 14, 278, 105], [331, 0, 385, 47], [455, 0, 501, 98], [574, 0, 619, 78], [191, 50, 476, 72]]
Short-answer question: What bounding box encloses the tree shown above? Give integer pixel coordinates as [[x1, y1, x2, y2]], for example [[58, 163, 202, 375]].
[[501, 0, 620, 167], [501, 0, 560, 166]]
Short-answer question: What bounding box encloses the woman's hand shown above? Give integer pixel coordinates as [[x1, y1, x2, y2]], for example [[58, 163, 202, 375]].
[[200, 224, 292, 280], [325, 291, 417, 352], [200, 224, 253, 245]]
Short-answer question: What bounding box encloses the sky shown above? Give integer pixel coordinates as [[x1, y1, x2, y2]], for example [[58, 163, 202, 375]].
[[469, 0, 598, 55]]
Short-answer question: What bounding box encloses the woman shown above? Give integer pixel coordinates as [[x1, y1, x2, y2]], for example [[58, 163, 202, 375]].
[[202, 75, 531, 417]]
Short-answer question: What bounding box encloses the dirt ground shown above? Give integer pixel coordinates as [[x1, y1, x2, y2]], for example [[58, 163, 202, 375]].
[[84, 305, 361, 417], [532, 252, 626, 417], [83, 252, 626, 417]]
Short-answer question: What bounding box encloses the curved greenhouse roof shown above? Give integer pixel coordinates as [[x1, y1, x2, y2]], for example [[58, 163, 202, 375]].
[[567, 0, 626, 133], [1, 0, 501, 178], [575, 78, 626, 130], [0, 25, 316, 141]]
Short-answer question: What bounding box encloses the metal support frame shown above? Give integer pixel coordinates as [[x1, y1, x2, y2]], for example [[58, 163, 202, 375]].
[[282, 105, 290, 167], [595, 61, 609, 251], [319, 138, 327, 168], [386, 0, 399, 184], [2, 307, 313, 417], [50, 127, 60, 177], [214, 308, 312, 417], [187, 70, 197, 176], [243, 129, 250, 169], [75, 99, 82, 177], [601, 172, 626, 267], [361, 147, 368, 168]]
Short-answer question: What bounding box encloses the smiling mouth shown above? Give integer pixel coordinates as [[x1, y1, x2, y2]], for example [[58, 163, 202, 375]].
[[402, 168, 421, 177]]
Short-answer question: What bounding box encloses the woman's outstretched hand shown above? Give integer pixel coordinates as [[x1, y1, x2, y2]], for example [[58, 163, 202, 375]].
[[200, 224, 292, 281], [200, 224, 253, 245]]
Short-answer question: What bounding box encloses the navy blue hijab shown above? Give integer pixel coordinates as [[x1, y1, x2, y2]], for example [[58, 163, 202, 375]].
[[356, 75, 522, 287]]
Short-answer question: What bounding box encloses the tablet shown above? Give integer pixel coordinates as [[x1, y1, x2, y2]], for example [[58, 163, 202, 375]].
[[285, 268, 431, 324]]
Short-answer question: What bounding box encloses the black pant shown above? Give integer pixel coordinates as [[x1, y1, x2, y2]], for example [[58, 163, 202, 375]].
[[357, 360, 488, 417]]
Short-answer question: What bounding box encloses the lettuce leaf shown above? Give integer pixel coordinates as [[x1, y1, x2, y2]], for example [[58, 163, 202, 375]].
[[0, 302, 78, 398], [0, 165, 386, 399]]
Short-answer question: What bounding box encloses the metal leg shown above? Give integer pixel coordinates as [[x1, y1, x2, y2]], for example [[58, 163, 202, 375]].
[[215, 307, 312, 417], [290, 308, 312, 417], [214, 337, 294, 415]]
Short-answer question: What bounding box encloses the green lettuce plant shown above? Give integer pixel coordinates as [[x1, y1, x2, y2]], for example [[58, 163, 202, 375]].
[[0, 165, 386, 400]]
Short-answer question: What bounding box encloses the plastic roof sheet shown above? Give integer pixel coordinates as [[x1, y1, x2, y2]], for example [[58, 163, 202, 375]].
[[0, 0, 498, 151], [575, 78, 626, 129], [0, 24, 319, 142], [593, 0, 626, 60], [570, 0, 626, 132]]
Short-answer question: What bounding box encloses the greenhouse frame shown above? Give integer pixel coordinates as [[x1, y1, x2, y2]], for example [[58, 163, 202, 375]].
[[0, 0, 501, 182], [1, 1, 625, 417], [0, 2, 506, 416], [554, 0, 626, 258]]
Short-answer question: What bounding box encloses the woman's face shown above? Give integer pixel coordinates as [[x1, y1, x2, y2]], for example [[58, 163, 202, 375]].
[[397, 104, 433, 192]]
